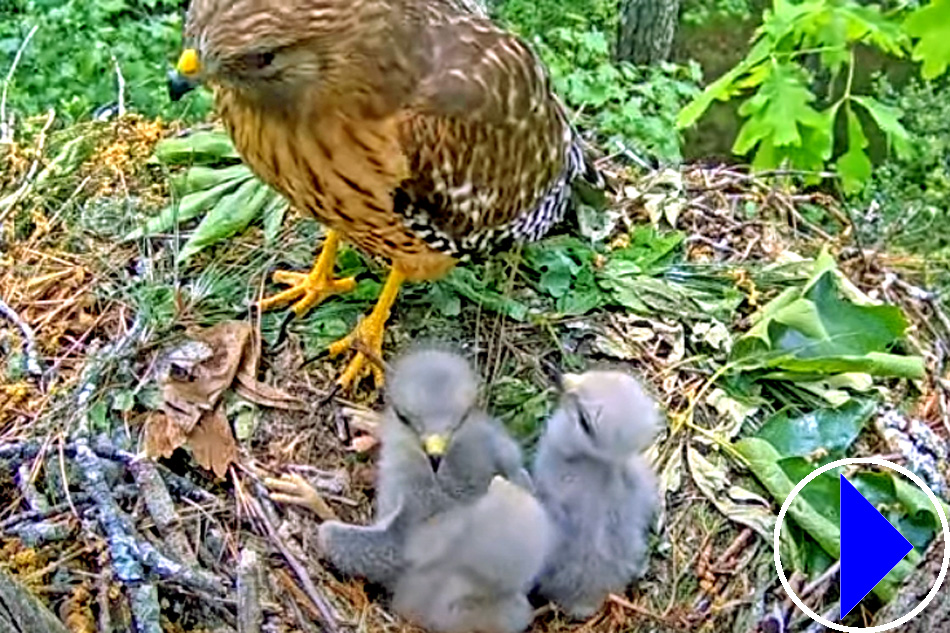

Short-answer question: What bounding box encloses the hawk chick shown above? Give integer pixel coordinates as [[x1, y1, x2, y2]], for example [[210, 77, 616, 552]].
[[532, 370, 661, 618], [312, 348, 530, 586], [394, 475, 555, 633]]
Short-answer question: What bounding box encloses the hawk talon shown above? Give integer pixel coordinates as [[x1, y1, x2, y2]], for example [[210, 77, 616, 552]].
[[328, 267, 406, 391], [329, 315, 387, 390], [258, 230, 356, 317]]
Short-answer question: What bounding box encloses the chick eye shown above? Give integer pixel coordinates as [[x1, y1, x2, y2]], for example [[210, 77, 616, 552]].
[[393, 407, 413, 428], [575, 401, 594, 437]]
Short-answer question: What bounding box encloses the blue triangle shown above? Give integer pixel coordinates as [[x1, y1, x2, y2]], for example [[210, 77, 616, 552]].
[[839, 474, 913, 619]]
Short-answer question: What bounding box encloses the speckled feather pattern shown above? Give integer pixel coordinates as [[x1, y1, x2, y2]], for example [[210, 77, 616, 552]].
[[183, 0, 602, 280]]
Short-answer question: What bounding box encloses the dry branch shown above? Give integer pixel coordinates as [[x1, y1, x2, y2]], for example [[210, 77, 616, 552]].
[[0, 568, 71, 633]]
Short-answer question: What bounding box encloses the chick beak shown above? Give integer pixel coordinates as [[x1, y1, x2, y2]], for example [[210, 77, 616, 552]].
[[423, 434, 447, 471], [168, 48, 202, 101]]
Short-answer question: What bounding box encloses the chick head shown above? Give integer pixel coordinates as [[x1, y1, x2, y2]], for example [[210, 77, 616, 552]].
[[551, 370, 660, 461], [386, 348, 479, 469]]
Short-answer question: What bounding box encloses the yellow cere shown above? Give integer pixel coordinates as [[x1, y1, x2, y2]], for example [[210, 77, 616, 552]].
[[423, 434, 448, 456], [177, 49, 201, 76]]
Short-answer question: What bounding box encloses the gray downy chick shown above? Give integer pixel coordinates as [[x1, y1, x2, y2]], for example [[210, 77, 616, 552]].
[[532, 370, 661, 618], [394, 476, 555, 633], [320, 347, 530, 587]]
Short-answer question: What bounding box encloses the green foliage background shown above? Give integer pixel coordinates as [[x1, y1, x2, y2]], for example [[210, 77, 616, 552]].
[[2, 0, 948, 262], [0, 0, 210, 121]]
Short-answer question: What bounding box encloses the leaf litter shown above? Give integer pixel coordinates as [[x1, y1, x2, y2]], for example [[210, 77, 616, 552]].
[[145, 321, 305, 477], [0, 117, 948, 633]]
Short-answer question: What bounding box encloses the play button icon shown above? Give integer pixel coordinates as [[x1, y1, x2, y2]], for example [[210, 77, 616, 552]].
[[839, 474, 914, 619], [775, 457, 950, 632]]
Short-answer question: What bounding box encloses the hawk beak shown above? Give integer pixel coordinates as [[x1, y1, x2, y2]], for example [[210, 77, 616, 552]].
[[168, 49, 202, 101], [423, 434, 448, 471]]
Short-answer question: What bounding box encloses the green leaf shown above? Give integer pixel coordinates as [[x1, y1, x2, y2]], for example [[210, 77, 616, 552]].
[[851, 95, 911, 160], [733, 62, 825, 156], [676, 38, 772, 129], [177, 179, 272, 262], [904, 0, 950, 79], [262, 195, 289, 244], [523, 239, 606, 315], [836, 107, 872, 194], [443, 267, 529, 322], [734, 253, 924, 379], [755, 399, 875, 459], [123, 172, 253, 241], [735, 437, 842, 557], [852, 471, 940, 551], [153, 131, 242, 165], [837, 3, 908, 57], [169, 165, 252, 196]]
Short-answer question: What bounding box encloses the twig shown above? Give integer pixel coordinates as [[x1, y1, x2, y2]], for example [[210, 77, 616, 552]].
[[804, 603, 839, 633], [97, 569, 114, 633], [0, 24, 38, 143], [112, 55, 126, 118], [73, 440, 162, 633], [275, 568, 338, 630], [248, 490, 339, 633], [0, 495, 88, 531], [800, 560, 839, 600], [0, 297, 43, 378], [130, 460, 197, 566], [15, 461, 49, 511], [0, 440, 220, 506], [237, 548, 263, 633]]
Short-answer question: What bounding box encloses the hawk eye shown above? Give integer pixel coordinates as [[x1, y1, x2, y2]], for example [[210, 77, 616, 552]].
[[243, 51, 275, 70]]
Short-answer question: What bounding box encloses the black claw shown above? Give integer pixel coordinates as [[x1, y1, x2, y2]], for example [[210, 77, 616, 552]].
[[299, 347, 330, 370], [275, 310, 297, 346]]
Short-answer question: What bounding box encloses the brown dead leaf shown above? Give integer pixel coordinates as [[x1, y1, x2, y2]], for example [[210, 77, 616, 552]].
[[234, 329, 305, 411], [143, 320, 302, 476], [142, 411, 187, 459], [234, 379, 306, 410], [161, 321, 252, 431], [189, 407, 238, 479]]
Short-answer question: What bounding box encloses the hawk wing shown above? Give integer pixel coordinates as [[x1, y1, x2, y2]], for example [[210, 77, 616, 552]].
[[394, 7, 576, 251]]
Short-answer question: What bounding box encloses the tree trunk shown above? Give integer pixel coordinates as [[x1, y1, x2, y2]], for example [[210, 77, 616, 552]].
[[0, 569, 70, 633], [616, 0, 681, 65]]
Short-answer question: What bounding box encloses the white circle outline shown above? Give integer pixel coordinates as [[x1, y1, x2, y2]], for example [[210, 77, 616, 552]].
[[773, 457, 950, 632]]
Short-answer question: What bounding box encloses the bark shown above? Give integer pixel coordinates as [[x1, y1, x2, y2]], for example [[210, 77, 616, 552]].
[[0, 569, 71, 633], [617, 0, 682, 65], [874, 538, 950, 629]]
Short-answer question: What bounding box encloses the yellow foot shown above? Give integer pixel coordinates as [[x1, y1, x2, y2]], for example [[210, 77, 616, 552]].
[[258, 230, 356, 317], [327, 267, 406, 391], [328, 311, 388, 390], [265, 473, 338, 521]]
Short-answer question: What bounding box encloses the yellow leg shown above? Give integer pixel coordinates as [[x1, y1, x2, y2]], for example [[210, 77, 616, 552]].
[[258, 230, 357, 316], [328, 266, 406, 390]]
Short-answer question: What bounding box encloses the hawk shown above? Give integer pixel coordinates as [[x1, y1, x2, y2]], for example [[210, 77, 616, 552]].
[[169, 0, 604, 389]]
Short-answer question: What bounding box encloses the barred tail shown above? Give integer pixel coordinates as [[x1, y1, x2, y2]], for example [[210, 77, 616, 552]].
[[569, 136, 603, 183]]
